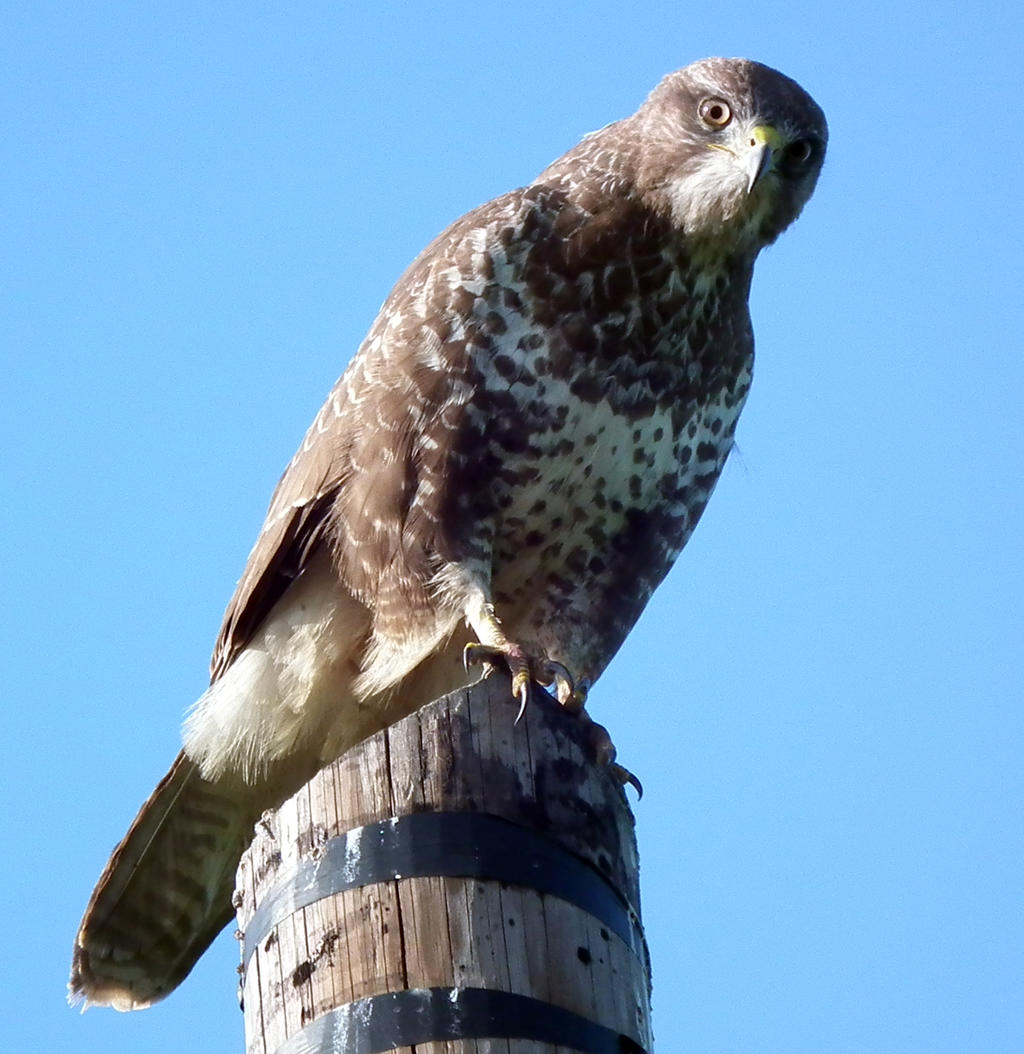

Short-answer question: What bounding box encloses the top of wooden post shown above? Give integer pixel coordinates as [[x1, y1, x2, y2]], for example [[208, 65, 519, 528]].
[[235, 675, 651, 1053]]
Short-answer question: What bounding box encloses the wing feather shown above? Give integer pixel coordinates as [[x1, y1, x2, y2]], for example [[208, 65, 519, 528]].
[[210, 401, 350, 681]]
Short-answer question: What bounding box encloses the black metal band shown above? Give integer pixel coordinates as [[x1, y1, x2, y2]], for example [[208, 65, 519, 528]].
[[273, 986, 647, 1054], [243, 812, 644, 969]]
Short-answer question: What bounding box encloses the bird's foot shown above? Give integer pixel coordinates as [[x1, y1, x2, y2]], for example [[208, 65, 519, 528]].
[[464, 599, 582, 717], [581, 713, 643, 798], [460, 601, 636, 793], [462, 639, 640, 796], [463, 640, 576, 721]]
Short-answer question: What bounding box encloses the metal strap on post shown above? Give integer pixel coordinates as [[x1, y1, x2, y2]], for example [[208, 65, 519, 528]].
[[274, 986, 648, 1054], [242, 811, 645, 977]]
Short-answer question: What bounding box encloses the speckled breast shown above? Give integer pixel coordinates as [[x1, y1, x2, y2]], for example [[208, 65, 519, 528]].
[[475, 274, 753, 676]]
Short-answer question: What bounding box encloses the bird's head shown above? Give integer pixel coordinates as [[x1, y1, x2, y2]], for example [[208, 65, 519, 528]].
[[635, 58, 827, 251]]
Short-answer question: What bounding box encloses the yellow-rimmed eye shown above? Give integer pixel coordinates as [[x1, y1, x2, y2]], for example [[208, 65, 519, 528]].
[[699, 97, 732, 128]]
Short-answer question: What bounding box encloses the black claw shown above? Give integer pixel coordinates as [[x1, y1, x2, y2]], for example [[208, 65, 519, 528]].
[[611, 763, 644, 799], [513, 682, 529, 725]]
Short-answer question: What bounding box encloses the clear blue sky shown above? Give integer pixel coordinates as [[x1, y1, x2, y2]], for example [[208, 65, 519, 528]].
[[3, 3, 1022, 1051]]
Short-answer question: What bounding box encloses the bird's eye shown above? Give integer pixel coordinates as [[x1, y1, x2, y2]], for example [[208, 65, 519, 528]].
[[699, 98, 732, 128], [784, 139, 815, 168]]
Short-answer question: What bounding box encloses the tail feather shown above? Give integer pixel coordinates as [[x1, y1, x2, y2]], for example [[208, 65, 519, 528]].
[[70, 752, 254, 1011]]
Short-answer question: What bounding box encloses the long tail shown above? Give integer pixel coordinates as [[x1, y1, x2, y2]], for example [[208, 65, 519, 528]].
[[69, 752, 254, 1011]]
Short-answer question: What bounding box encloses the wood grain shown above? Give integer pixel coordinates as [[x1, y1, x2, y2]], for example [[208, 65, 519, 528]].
[[235, 676, 651, 1053]]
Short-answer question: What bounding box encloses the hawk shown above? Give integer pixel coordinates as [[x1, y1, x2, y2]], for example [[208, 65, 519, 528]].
[[71, 57, 826, 1011]]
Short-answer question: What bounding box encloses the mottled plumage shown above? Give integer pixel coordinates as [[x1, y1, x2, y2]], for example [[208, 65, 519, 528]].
[[71, 57, 826, 1010]]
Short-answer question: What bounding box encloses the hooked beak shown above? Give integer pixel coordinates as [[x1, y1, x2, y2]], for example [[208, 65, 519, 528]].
[[743, 125, 783, 192]]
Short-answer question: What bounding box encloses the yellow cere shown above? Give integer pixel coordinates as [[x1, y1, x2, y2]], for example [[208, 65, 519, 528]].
[[750, 124, 783, 148]]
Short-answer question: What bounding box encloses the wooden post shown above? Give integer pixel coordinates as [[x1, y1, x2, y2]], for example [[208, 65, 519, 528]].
[[234, 675, 652, 1054]]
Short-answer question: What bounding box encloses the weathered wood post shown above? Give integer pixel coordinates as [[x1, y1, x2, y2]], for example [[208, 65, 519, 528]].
[[234, 675, 652, 1053]]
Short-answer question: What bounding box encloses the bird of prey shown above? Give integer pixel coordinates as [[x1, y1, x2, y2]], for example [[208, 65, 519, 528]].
[[70, 57, 826, 1011]]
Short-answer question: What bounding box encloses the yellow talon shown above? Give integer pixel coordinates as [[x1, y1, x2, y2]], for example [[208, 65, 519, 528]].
[[563, 675, 590, 714], [464, 636, 578, 720], [464, 633, 639, 794], [463, 641, 495, 672]]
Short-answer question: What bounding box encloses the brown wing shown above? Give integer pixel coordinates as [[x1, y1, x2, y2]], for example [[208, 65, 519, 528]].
[[210, 187, 544, 686], [209, 400, 351, 681]]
